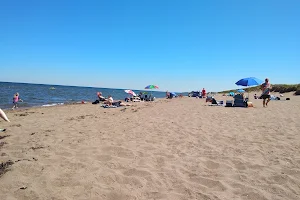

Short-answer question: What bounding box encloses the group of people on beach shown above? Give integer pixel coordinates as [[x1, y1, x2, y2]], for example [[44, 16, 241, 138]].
[[93, 92, 131, 107], [0, 78, 273, 130]]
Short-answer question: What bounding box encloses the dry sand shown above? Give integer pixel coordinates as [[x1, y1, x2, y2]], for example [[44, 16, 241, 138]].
[[0, 93, 300, 200]]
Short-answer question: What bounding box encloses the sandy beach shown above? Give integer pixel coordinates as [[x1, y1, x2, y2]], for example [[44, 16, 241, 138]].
[[0, 93, 300, 200]]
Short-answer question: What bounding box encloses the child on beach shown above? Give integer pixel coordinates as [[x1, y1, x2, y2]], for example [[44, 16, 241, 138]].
[[12, 92, 23, 109]]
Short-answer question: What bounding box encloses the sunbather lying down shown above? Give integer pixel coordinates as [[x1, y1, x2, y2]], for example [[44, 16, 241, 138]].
[[114, 101, 131, 107], [103, 100, 132, 107]]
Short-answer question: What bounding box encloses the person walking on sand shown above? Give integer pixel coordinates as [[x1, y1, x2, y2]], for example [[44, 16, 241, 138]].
[[260, 78, 272, 107], [12, 92, 23, 109]]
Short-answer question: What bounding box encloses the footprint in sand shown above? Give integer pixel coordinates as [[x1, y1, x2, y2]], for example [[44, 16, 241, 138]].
[[196, 192, 221, 200], [10, 124, 21, 127], [190, 176, 227, 191], [143, 191, 167, 200], [231, 160, 247, 170], [0, 135, 10, 140], [96, 154, 113, 162], [16, 113, 28, 117], [106, 191, 134, 200], [44, 130, 54, 133], [102, 146, 135, 159], [0, 160, 14, 177], [204, 160, 220, 170], [123, 168, 152, 177], [241, 191, 268, 200], [0, 142, 7, 149], [122, 176, 144, 188]]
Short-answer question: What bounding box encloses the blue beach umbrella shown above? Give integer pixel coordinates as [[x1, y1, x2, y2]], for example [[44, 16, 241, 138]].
[[229, 92, 235, 96], [237, 89, 245, 93], [235, 77, 263, 87], [235, 77, 263, 99]]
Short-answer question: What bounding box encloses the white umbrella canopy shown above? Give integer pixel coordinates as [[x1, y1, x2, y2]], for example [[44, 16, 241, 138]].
[[124, 90, 136, 96]]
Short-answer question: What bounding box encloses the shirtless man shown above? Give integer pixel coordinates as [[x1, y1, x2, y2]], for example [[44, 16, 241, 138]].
[[260, 78, 272, 107]]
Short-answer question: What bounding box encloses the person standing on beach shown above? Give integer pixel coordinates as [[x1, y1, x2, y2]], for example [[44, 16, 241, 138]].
[[12, 92, 23, 109], [260, 78, 272, 107], [202, 88, 206, 98]]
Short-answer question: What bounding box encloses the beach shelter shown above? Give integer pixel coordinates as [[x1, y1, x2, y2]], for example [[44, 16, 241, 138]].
[[124, 90, 136, 96], [235, 77, 263, 99], [144, 85, 159, 99], [145, 85, 159, 89], [235, 77, 263, 87], [237, 89, 245, 93]]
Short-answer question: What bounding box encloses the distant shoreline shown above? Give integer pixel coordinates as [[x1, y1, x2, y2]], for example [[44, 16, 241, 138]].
[[0, 82, 172, 110]]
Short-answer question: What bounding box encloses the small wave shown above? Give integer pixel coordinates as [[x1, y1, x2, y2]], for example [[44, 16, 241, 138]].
[[42, 103, 64, 107]]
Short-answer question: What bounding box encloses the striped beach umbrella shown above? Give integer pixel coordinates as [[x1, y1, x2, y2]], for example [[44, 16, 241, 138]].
[[145, 85, 159, 89], [124, 90, 136, 96]]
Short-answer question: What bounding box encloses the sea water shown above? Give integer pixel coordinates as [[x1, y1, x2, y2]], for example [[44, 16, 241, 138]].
[[0, 82, 175, 109]]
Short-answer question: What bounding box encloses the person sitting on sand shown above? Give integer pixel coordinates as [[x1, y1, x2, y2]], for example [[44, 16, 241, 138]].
[[103, 100, 131, 107], [103, 95, 113, 106], [112, 101, 131, 107], [97, 92, 106, 101], [166, 91, 170, 99]]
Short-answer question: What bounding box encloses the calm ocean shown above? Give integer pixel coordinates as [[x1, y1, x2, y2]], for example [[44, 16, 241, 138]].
[[0, 82, 178, 109]]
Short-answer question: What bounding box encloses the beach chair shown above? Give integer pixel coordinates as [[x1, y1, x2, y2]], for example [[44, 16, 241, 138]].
[[132, 96, 141, 102], [225, 100, 234, 107], [233, 94, 247, 107], [206, 96, 213, 102], [209, 98, 224, 106]]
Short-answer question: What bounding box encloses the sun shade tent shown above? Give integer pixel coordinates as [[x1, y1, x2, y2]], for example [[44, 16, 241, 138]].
[[235, 77, 263, 100]]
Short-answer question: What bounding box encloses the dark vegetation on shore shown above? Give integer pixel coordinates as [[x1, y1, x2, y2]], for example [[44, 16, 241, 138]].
[[220, 84, 300, 95]]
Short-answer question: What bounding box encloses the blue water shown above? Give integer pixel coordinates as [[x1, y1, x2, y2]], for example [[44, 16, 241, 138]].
[[0, 82, 177, 109]]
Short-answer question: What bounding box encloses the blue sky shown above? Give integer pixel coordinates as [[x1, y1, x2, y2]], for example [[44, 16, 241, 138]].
[[0, 0, 299, 92]]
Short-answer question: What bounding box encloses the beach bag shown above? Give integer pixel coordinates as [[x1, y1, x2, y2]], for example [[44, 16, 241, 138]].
[[225, 100, 233, 107], [92, 100, 100, 104]]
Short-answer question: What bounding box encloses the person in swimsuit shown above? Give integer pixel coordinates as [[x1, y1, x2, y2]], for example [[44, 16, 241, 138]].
[[12, 92, 23, 109], [260, 78, 272, 107], [97, 92, 106, 101], [103, 95, 113, 106]]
